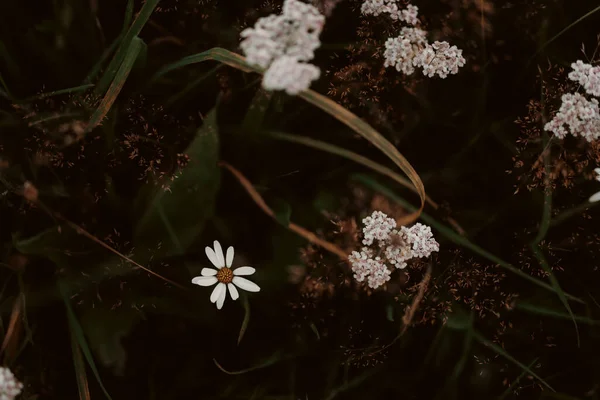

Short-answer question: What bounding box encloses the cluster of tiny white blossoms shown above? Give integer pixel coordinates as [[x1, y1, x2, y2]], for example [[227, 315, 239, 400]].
[[240, 0, 325, 95], [349, 211, 439, 289], [361, 1, 465, 78], [589, 168, 600, 203], [0, 367, 23, 400], [544, 60, 600, 142]]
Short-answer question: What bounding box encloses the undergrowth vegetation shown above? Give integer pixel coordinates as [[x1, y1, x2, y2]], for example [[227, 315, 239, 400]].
[[1, 0, 600, 399]]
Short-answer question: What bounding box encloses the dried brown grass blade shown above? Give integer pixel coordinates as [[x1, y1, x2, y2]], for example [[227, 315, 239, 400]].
[[16, 181, 186, 290], [401, 264, 432, 333], [220, 162, 348, 260], [0, 293, 24, 362]]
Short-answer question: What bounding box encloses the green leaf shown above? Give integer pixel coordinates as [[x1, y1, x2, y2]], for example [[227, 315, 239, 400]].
[[241, 88, 272, 134], [61, 282, 114, 400], [80, 307, 141, 376], [134, 108, 221, 257], [271, 198, 292, 227]]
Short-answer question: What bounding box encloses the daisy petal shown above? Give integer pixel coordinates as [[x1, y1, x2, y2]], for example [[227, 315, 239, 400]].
[[227, 283, 240, 300], [233, 266, 256, 276], [226, 246, 234, 267], [216, 289, 226, 309], [590, 191, 600, 203], [201, 268, 218, 276], [191, 276, 218, 286], [205, 246, 220, 268], [210, 283, 226, 303], [232, 276, 261, 292], [213, 241, 225, 268]]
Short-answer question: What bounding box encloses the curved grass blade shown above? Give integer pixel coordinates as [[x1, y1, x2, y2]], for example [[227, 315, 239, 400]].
[[60, 281, 113, 400], [152, 47, 425, 224], [237, 295, 251, 345], [528, 5, 600, 65], [87, 37, 143, 133], [213, 351, 284, 375], [473, 330, 554, 392], [19, 84, 95, 103], [266, 130, 465, 234], [515, 301, 600, 325], [353, 174, 585, 303], [94, 0, 160, 95]]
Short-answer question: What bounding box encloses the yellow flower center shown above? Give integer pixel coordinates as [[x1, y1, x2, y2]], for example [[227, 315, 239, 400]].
[[216, 267, 233, 283]]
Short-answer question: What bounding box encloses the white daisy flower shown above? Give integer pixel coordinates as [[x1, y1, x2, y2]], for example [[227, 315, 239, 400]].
[[589, 168, 600, 202], [191, 241, 260, 309]]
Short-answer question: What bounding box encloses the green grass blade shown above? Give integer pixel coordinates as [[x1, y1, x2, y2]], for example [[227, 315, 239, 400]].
[[498, 357, 539, 400], [473, 330, 554, 392], [530, 245, 580, 346], [528, 133, 580, 345], [87, 37, 142, 133], [515, 301, 600, 325], [152, 47, 426, 223], [529, 5, 600, 64], [94, 0, 160, 95], [352, 174, 585, 303], [70, 326, 92, 400], [60, 281, 113, 400], [20, 84, 95, 102], [238, 296, 251, 345], [84, 0, 134, 84]]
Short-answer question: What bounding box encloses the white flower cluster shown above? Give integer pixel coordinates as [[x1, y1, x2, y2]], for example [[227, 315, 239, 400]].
[[240, 0, 325, 95], [0, 367, 23, 400], [361, 1, 418, 24], [589, 168, 600, 203], [545, 60, 600, 142], [349, 211, 439, 289], [569, 60, 600, 97], [362, 1, 465, 78]]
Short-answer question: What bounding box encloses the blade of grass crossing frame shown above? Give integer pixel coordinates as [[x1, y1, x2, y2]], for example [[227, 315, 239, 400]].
[[530, 130, 580, 346], [71, 328, 92, 400], [61, 282, 113, 400], [498, 358, 539, 400], [94, 0, 160, 95], [85, 0, 135, 84], [530, 245, 580, 346], [87, 37, 143, 132], [515, 301, 600, 325], [21, 84, 95, 102], [238, 296, 251, 345], [152, 47, 426, 224], [353, 174, 585, 303], [265, 130, 465, 234], [473, 331, 554, 392]]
